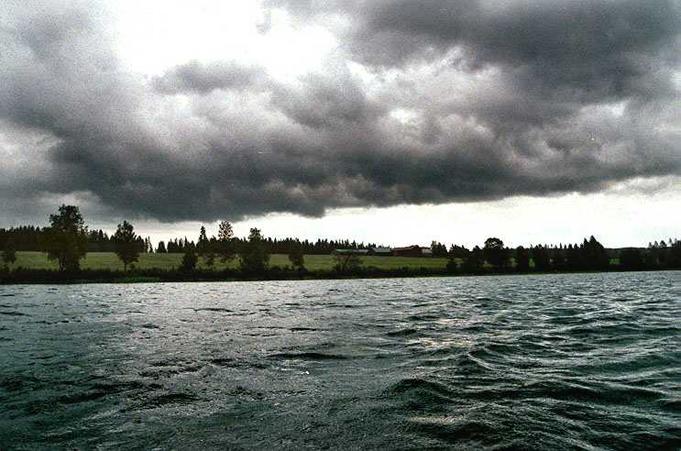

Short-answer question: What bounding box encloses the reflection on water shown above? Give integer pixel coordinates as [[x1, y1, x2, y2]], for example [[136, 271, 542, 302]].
[[1, 272, 680, 449]]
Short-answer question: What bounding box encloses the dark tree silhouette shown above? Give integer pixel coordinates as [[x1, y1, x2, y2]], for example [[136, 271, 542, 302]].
[[239, 228, 270, 274], [463, 246, 483, 272], [619, 248, 644, 270], [483, 237, 508, 269], [217, 220, 236, 263], [532, 245, 551, 271], [206, 237, 218, 267], [551, 246, 566, 270], [156, 241, 167, 253], [0, 226, 46, 251], [198, 226, 208, 245], [2, 239, 17, 268], [44, 205, 88, 271], [582, 236, 609, 270], [449, 245, 470, 259], [197, 226, 216, 267], [515, 246, 530, 272], [288, 246, 305, 270], [431, 241, 448, 257], [565, 244, 582, 270], [113, 221, 140, 271], [648, 241, 667, 268], [180, 247, 198, 272], [669, 241, 681, 268], [445, 257, 458, 273]]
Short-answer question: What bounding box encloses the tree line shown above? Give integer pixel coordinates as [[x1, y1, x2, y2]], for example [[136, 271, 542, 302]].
[[434, 237, 681, 273], [0, 225, 152, 253], [0, 225, 376, 255], [1, 205, 680, 275], [0, 205, 277, 274], [156, 236, 378, 255]]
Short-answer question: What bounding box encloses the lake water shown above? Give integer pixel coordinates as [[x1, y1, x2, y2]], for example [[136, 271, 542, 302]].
[[1, 272, 680, 449]]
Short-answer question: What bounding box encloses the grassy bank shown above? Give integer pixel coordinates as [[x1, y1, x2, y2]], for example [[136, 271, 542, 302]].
[[8, 251, 451, 272], [0, 252, 462, 284], [2, 252, 646, 285]]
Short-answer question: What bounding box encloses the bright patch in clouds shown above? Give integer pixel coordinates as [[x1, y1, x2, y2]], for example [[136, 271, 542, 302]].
[[112, 0, 336, 79]]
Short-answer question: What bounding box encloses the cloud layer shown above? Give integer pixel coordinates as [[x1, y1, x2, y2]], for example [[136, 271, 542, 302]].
[[0, 0, 679, 223]]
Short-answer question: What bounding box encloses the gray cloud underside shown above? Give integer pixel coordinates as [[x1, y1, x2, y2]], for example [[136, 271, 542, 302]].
[[0, 0, 679, 222]]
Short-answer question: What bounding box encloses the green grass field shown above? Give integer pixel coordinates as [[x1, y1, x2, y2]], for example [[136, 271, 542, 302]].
[[9, 251, 451, 272]]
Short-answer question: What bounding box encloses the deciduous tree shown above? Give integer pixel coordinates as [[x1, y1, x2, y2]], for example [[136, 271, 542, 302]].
[[239, 228, 269, 274], [44, 205, 88, 271], [113, 221, 140, 271], [483, 237, 508, 269]]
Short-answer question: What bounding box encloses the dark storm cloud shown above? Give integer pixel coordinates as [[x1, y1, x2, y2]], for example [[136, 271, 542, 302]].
[[273, 0, 681, 117], [0, 0, 679, 223], [273, 1, 680, 77], [153, 61, 265, 94], [270, 69, 385, 129]]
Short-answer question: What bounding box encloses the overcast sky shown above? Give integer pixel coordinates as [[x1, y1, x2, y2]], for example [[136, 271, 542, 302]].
[[1, 0, 679, 247]]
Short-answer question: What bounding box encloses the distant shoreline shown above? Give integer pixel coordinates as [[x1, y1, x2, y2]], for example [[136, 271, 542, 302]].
[[4, 207, 679, 282]]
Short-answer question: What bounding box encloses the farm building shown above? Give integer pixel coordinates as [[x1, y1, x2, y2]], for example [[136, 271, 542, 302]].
[[392, 245, 433, 257]]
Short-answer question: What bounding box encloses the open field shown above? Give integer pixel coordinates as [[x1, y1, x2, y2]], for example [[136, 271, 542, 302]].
[[9, 252, 451, 272]]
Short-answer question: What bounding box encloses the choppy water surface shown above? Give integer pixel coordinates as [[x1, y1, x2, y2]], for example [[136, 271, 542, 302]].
[[1, 272, 680, 449]]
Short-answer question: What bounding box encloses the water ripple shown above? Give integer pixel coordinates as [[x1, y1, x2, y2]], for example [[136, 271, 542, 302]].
[[0, 271, 679, 449]]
